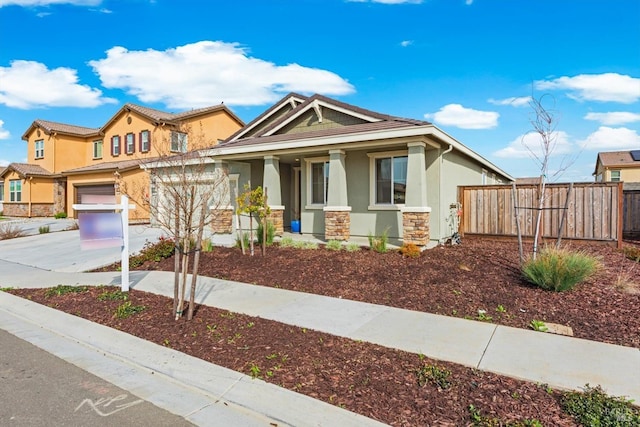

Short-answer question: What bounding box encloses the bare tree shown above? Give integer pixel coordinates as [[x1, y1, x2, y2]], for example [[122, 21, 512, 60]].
[[122, 124, 229, 320]]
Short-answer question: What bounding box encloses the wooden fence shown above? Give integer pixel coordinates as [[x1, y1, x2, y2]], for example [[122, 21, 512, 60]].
[[623, 190, 640, 238], [458, 182, 623, 246]]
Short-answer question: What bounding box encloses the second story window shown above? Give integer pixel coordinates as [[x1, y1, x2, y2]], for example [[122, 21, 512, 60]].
[[35, 140, 44, 159], [126, 133, 135, 154], [140, 130, 150, 152], [111, 135, 121, 156], [610, 170, 621, 182], [93, 140, 103, 159], [170, 131, 188, 153]]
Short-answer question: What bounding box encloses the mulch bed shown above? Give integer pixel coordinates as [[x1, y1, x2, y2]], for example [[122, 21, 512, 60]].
[[8, 238, 640, 425]]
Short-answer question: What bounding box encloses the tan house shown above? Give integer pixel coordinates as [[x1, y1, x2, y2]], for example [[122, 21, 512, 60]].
[[1, 103, 243, 220], [594, 150, 640, 183]]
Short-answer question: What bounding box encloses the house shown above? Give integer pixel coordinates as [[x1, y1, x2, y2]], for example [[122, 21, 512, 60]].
[[184, 93, 512, 245], [594, 150, 640, 183], [1, 103, 244, 221]]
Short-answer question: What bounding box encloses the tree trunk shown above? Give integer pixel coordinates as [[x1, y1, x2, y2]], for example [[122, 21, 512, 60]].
[[187, 201, 207, 320], [173, 193, 180, 315]]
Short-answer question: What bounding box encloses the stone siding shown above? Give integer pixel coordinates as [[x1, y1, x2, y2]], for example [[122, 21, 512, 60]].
[[53, 179, 66, 215], [3, 203, 54, 217], [211, 209, 233, 234], [325, 210, 350, 241], [267, 209, 284, 236], [402, 211, 430, 246]]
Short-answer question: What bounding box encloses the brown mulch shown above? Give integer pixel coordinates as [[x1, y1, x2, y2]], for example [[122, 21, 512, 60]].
[[9, 238, 640, 425]]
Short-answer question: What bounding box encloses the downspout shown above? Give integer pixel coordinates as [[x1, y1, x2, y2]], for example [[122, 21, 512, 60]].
[[438, 144, 453, 244], [28, 176, 33, 218]]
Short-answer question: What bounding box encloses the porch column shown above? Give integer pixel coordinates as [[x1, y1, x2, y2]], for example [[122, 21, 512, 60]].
[[263, 155, 284, 235], [324, 149, 351, 240], [402, 142, 431, 245], [211, 160, 233, 234]]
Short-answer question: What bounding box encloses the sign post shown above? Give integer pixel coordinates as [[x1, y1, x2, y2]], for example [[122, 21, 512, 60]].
[[73, 195, 135, 291]]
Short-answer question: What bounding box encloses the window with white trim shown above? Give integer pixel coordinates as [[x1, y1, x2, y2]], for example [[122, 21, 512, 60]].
[[126, 133, 135, 154], [35, 140, 44, 159], [368, 151, 407, 208], [93, 140, 103, 159], [305, 157, 329, 207], [140, 130, 150, 152], [481, 169, 487, 185], [171, 131, 188, 153], [10, 179, 21, 202], [112, 135, 121, 156], [0, 181, 4, 201], [610, 170, 621, 182]]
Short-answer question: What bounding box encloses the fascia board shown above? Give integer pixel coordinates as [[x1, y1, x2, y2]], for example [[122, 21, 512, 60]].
[[230, 96, 306, 141]]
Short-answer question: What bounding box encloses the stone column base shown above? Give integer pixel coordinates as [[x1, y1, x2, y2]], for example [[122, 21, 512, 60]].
[[211, 207, 234, 234], [267, 206, 284, 236], [402, 207, 431, 246], [324, 206, 351, 241]]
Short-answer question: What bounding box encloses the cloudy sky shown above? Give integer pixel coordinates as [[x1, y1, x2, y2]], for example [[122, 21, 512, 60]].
[[1, 0, 639, 180]]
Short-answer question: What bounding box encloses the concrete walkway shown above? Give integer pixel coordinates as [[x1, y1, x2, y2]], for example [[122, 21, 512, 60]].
[[1, 227, 639, 425]]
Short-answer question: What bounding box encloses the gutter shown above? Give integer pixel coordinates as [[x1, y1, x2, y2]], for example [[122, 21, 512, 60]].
[[438, 144, 454, 244]]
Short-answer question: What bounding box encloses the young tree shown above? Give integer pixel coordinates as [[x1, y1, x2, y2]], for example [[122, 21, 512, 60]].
[[122, 124, 229, 320], [236, 185, 270, 256]]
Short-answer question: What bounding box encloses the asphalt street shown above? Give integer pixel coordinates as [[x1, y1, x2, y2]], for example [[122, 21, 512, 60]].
[[0, 329, 194, 427]]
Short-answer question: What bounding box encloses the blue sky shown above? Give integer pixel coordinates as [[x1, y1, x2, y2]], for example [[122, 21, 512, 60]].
[[1, 0, 639, 180]]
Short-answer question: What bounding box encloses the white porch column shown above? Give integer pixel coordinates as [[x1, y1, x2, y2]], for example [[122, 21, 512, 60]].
[[402, 142, 431, 245], [324, 149, 351, 240], [263, 155, 284, 235]]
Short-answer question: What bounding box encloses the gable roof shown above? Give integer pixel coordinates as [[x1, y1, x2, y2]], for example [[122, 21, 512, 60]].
[[1, 162, 54, 178], [101, 103, 244, 133], [597, 150, 640, 167], [63, 158, 155, 175], [22, 119, 101, 140]]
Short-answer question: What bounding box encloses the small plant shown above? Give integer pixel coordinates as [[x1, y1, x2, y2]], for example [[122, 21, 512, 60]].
[[530, 319, 548, 332], [256, 220, 276, 246], [416, 363, 452, 389], [325, 240, 343, 251], [54, 211, 68, 219], [235, 231, 252, 249], [296, 241, 318, 250], [114, 301, 146, 319], [65, 221, 79, 230], [0, 222, 26, 240], [44, 285, 89, 298], [476, 309, 493, 322], [279, 236, 295, 248], [468, 404, 543, 426], [622, 246, 640, 262], [162, 338, 170, 347], [97, 289, 128, 301], [345, 242, 361, 252], [368, 228, 389, 253], [561, 384, 640, 426], [496, 304, 507, 313], [399, 242, 421, 258], [38, 225, 50, 234], [202, 238, 213, 252], [248, 362, 262, 379], [130, 236, 175, 268], [0, 287, 14, 292], [521, 246, 600, 292]]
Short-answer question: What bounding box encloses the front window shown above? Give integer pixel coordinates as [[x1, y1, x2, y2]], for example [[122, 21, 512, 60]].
[[112, 135, 121, 156], [140, 130, 150, 152], [93, 140, 103, 159], [375, 155, 407, 204], [310, 161, 329, 204], [171, 131, 188, 153], [10, 179, 21, 202], [35, 140, 44, 159], [610, 170, 621, 182], [126, 133, 135, 154]]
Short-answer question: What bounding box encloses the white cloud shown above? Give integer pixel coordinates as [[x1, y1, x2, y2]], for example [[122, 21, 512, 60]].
[[0, 0, 100, 7], [0, 60, 116, 109], [400, 40, 413, 47], [424, 104, 499, 129], [465, 0, 473, 4], [0, 159, 9, 166], [89, 41, 355, 108], [488, 96, 531, 107], [494, 131, 572, 159], [0, 120, 10, 139], [584, 112, 640, 126], [579, 126, 640, 151], [535, 73, 640, 103]]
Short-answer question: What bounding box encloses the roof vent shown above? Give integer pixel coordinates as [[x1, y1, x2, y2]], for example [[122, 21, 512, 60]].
[[631, 150, 640, 161]]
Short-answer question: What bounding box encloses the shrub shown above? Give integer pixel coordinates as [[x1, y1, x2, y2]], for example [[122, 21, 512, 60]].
[[399, 243, 421, 258], [622, 246, 640, 262], [235, 232, 251, 249], [44, 285, 89, 298], [345, 242, 361, 252], [416, 364, 451, 389], [130, 236, 175, 268], [368, 228, 389, 253], [278, 236, 295, 248], [114, 301, 146, 319], [38, 225, 50, 234], [202, 238, 213, 252], [521, 246, 600, 292], [257, 220, 276, 246], [325, 240, 343, 251], [561, 384, 640, 426], [54, 211, 68, 219], [0, 222, 26, 240]]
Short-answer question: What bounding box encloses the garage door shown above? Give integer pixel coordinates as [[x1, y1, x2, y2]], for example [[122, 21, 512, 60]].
[[75, 184, 115, 204]]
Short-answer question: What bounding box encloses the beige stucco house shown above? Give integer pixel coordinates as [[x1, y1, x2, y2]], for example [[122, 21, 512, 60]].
[[594, 150, 640, 183]]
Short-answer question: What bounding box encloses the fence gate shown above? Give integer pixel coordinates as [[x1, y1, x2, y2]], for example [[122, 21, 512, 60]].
[[623, 190, 640, 238]]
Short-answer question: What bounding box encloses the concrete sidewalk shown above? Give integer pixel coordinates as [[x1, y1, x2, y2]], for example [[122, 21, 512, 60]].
[[1, 262, 639, 407]]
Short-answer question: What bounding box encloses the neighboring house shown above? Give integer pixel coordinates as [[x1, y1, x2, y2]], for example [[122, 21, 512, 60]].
[[0, 166, 5, 213], [0, 103, 243, 220], [167, 93, 513, 245], [594, 150, 640, 183]]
